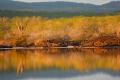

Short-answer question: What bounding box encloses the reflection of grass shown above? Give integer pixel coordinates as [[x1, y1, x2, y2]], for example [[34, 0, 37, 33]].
[[0, 48, 120, 74]]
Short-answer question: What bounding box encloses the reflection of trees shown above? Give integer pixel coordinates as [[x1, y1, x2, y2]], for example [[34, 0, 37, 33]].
[[16, 50, 27, 75], [17, 59, 24, 75], [0, 48, 120, 75]]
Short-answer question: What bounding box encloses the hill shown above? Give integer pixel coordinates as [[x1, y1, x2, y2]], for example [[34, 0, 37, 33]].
[[0, 0, 120, 13], [0, 0, 120, 17]]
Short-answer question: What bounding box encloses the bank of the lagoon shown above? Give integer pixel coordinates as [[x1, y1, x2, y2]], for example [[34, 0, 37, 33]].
[[1, 15, 120, 49], [1, 35, 120, 49]]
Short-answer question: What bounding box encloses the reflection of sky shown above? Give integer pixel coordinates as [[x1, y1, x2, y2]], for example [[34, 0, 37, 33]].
[[1, 69, 120, 80], [13, 0, 120, 5], [22, 74, 120, 80], [69, 73, 120, 80]]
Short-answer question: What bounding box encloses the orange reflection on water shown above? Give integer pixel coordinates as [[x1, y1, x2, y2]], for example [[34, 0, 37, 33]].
[[0, 48, 120, 75]]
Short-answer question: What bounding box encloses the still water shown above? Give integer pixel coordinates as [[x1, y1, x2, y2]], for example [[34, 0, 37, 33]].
[[0, 48, 120, 80]]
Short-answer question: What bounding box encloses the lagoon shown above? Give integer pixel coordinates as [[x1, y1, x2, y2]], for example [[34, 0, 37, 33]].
[[0, 48, 120, 80]]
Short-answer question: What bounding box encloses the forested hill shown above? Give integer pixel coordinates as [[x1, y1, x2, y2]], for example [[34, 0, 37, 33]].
[[0, 0, 120, 12], [0, 0, 120, 17]]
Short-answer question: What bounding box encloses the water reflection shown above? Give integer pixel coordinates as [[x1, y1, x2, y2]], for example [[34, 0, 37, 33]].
[[0, 48, 120, 80]]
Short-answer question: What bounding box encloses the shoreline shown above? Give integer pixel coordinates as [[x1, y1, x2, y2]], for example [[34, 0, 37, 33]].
[[0, 46, 120, 50]]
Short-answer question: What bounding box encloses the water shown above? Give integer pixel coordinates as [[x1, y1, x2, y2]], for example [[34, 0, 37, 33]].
[[0, 48, 120, 80]]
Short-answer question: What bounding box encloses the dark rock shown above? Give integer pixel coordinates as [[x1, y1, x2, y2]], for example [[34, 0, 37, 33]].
[[0, 45, 13, 48]]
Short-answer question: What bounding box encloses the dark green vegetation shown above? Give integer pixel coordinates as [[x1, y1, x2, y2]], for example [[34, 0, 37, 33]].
[[0, 10, 119, 18], [0, 0, 120, 17], [1, 0, 120, 12]]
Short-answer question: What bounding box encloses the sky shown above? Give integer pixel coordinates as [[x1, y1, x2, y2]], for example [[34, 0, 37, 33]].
[[13, 0, 120, 5]]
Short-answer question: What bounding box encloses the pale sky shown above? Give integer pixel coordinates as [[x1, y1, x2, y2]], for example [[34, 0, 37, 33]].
[[13, 0, 120, 5]]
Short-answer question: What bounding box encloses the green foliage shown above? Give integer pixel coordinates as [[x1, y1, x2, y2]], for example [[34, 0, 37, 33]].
[[0, 10, 119, 18]]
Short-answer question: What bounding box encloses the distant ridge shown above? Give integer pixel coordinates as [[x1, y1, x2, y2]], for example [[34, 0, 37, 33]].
[[0, 0, 120, 13]]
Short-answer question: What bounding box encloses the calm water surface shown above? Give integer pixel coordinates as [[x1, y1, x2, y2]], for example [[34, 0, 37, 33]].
[[0, 48, 120, 80]]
